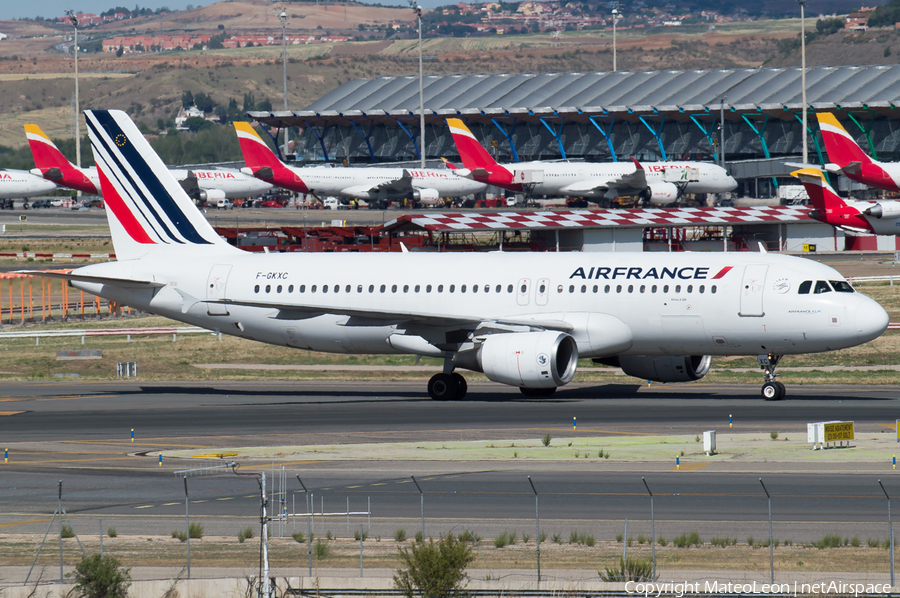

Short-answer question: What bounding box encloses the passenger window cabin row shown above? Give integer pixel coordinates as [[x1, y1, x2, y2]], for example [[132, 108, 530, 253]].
[[252, 282, 719, 295]]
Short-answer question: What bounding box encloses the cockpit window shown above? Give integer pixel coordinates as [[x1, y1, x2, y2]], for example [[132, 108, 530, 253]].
[[814, 280, 832, 294], [830, 280, 855, 293], [798, 281, 811, 294]]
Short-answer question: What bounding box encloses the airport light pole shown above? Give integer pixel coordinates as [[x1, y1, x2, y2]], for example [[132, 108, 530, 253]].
[[719, 95, 726, 169], [65, 9, 81, 173], [759, 478, 774, 584], [278, 8, 290, 160], [611, 9, 618, 72], [528, 476, 540, 583], [799, 0, 808, 164], [410, 0, 425, 169]]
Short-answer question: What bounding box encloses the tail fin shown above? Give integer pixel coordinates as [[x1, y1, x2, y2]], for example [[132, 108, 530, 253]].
[[85, 109, 236, 260], [25, 124, 98, 194], [816, 113, 874, 168], [792, 167, 869, 228], [233, 122, 308, 192], [446, 119, 505, 170]]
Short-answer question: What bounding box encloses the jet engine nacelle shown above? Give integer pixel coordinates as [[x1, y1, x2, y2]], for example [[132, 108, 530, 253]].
[[478, 331, 578, 389], [640, 182, 679, 205], [412, 188, 440, 204], [864, 201, 900, 219], [198, 188, 226, 203], [600, 355, 711, 383]]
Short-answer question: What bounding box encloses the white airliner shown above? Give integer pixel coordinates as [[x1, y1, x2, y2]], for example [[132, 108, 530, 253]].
[[234, 122, 486, 208], [23, 110, 889, 402], [0, 169, 58, 202], [446, 119, 737, 205], [24, 124, 272, 204]]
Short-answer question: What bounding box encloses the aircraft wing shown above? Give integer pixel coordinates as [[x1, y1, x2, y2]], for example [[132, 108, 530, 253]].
[[566, 158, 648, 198], [209, 298, 574, 332], [614, 158, 649, 188], [371, 169, 415, 194], [15, 270, 165, 288]]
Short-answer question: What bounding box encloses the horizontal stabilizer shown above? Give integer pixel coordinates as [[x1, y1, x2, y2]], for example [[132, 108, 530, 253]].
[[15, 270, 165, 288]]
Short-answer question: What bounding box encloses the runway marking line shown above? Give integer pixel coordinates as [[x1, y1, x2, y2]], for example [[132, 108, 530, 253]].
[[8, 456, 140, 464], [670, 462, 710, 472], [0, 517, 53, 529], [0, 394, 110, 403]]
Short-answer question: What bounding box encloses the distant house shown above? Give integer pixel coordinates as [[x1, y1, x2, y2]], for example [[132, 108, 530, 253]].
[[0, 33, 7, 41], [846, 11, 873, 31], [175, 105, 213, 130]]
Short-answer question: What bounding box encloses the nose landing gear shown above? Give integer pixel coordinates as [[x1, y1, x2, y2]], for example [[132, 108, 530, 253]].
[[758, 353, 785, 400]]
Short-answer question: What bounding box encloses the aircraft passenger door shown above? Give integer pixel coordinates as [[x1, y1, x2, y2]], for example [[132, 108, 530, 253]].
[[739, 264, 767, 317], [535, 278, 550, 306], [206, 264, 232, 316], [516, 278, 531, 306]]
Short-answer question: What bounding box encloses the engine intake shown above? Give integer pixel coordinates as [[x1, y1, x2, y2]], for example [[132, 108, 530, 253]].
[[863, 201, 900, 219], [412, 188, 440, 203], [640, 182, 679, 205], [597, 355, 711, 383], [479, 331, 578, 389]]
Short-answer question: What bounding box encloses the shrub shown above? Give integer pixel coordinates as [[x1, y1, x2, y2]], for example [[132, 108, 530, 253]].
[[326, 530, 334, 540], [657, 537, 667, 547], [394, 534, 476, 598], [354, 529, 369, 541], [637, 534, 646, 545], [569, 530, 579, 544], [851, 536, 860, 547], [673, 531, 701, 548], [72, 554, 132, 598], [521, 533, 531, 543], [552, 533, 563, 544], [315, 539, 330, 559], [746, 536, 754, 546], [395, 528, 407, 542], [710, 536, 736, 548], [238, 527, 254, 543], [493, 531, 516, 548], [172, 530, 187, 542], [457, 530, 480, 543], [61, 525, 75, 539], [615, 533, 623, 543], [812, 534, 843, 549], [868, 538, 880, 548], [541, 433, 551, 447], [539, 531, 547, 543], [770, 431, 779, 440], [415, 531, 423, 543], [107, 528, 117, 539], [188, 523, 203, 539], [599, 556, 655, 582], [291, 532, 306, 544]]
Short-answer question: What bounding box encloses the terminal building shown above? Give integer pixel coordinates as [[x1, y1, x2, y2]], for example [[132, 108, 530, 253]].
[[250, 64, 900, 198], [247, 65, 900, 252]]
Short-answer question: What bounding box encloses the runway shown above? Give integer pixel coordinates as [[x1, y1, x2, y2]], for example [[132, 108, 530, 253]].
[[1, 381, 898, 543]]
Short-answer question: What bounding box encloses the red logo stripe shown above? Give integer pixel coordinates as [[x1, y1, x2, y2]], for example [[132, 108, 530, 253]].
[[711, 266, 733, 279], [97, 167, 156, 244]]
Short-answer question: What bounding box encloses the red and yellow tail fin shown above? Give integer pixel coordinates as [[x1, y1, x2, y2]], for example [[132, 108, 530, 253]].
[[25, 124, 98, 194], [816, 113, 873, 168], [233, 122, 308, 193]]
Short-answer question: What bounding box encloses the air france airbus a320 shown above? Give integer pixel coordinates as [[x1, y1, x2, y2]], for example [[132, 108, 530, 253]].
[[24, 110, 888, 401]]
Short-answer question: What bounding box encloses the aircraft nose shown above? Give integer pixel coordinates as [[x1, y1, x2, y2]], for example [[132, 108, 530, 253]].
[[855, 298, 889, 343], [724, 175, 738, 191]]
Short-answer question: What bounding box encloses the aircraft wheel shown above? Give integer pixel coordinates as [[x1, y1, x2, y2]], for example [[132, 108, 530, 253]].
[[428, 373, 459, 401], [520, 387, 557, 398], [451, 373, 467, 400], [762, 382, 784, 401]]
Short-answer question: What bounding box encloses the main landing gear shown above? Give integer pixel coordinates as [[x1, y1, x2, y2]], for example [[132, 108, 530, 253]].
[[427, 372, 467, 401], [758, 352, 785, 400]]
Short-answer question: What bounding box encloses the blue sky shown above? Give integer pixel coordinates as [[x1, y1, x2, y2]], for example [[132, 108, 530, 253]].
[[2, 0, 422, 21]]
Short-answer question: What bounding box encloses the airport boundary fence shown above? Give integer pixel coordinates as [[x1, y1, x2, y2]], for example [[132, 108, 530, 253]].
[[1, 468, 897, 590]]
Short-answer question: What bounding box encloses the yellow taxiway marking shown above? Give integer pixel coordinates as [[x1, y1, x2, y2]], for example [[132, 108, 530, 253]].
[[163, 502, 180, 506], [0, 394, 109, 403], [346, 485, 362, 489], [670, 462, 710, 472], [0, 411, 24, 416], [0, 517, 52, 529], [371, 483, 387, 486], [3, 456, 139, 464], [191, 500, 208, 503], [216, 497, 235, 501], [134, 505, 155, 509], [878, 423, 897, 430]]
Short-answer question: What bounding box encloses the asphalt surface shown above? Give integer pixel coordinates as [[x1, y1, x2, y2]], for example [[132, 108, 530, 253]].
[[1, 381, 900, 541]]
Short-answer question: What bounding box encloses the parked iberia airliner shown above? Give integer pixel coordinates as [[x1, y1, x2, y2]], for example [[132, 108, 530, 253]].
[[446, 119, 737, 205], [24, 123, 272, 203], [817, 112, 900, 192], [793, 167, 900, 235], [233, 121, 486, 209], [22, 111, 889, 401]]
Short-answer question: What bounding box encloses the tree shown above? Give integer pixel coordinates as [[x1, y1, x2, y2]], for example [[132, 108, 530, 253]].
[[182, 116, 214, 132], [181, 90, 194, 109], [72, 554, 131, 598], [393, 534, 475, 598], [115, 45, 124, 57]]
